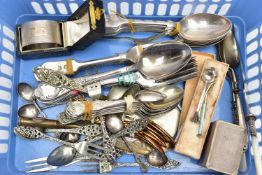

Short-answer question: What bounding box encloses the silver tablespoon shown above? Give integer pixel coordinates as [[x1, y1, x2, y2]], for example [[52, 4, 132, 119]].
[[113, 13, 231, 47], [18, 82, 47, 118], [33, 42, 192, 91], [39, 43, 151, 76]]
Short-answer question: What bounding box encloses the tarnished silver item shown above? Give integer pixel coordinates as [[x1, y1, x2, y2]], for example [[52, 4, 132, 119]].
[[14, 126, 105, 155], [100, 116, 117, 162], [45, 124, 102, 138], [21, 20, 62, 50], [39, 43, 151, 75]]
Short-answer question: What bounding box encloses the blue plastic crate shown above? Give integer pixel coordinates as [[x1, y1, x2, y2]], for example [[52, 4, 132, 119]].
[[0, 0, 261, 174]]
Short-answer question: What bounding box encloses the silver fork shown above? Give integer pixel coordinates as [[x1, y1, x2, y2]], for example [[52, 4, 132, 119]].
[[25, 157, 98, 173], [25, 148, 124, 173]]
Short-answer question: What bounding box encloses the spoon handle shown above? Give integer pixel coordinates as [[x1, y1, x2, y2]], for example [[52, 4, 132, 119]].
[[111, 31, 168, 45], [197, 96, 207, 136], [33, 68, 86, 92], [41, 133, 74, 146], [193, 83, 208, 122], [122, 136, 148, 172], [75, 65, 137, 86], [229, 69, 248, 150], [45, 124, 102, 137], [75, 53, 128, 71], [33, 100, 47, 118], [104, 14, 176, 36]]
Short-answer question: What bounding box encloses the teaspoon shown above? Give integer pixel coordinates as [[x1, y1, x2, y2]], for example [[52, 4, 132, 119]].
[[18, 82, 47, 118]]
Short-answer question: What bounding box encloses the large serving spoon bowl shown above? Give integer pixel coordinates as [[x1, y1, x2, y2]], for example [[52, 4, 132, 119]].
[[219, 28, 239, 68], [138, 42, 192, 81], [179, 13, 232, 44]]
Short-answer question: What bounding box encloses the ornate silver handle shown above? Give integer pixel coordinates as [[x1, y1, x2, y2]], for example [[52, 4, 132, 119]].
[[45, 124, 102, 137]]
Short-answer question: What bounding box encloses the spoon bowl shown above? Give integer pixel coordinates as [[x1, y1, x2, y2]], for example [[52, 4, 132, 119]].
[[220, 28, 240, 68], [105, 115, 124, 134], [138, 42, 192, 81], [59, 133, 80, 143], [135, 90, 166, 103], [179, 13, 231, 44], [107, 86, 129, 101], [202, 67, 217, 83], [18, 104, 39, 118], [146, 149, 168, 167], [18, 82, 47, 118], [18, 83, 35, 101], [149, 85, 183, 105], [47, 145, 76, 166]]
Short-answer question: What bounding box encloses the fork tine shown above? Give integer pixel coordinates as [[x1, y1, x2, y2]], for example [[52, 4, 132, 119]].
[[27, 162, 49, 168], [25, 157, 47, 164], [26, 165, 58, 173]]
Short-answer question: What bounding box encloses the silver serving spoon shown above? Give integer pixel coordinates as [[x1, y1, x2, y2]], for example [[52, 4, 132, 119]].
[[18, 83, 47, 118], [218, 27, 248, 172], [114, 13, 231, 47], [39, 44, 151, 75], [33, 42, 192, 91], [179, 14, 231, 44]]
